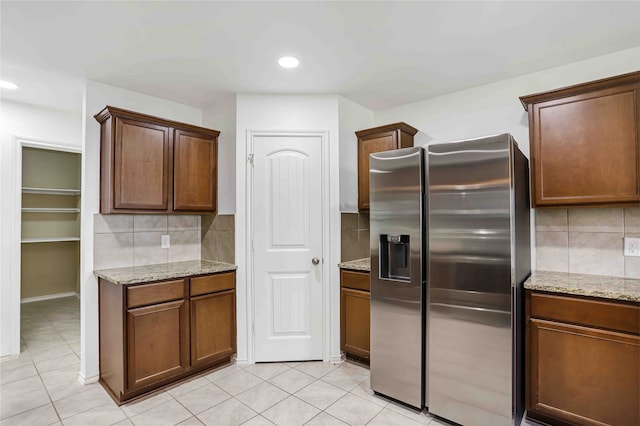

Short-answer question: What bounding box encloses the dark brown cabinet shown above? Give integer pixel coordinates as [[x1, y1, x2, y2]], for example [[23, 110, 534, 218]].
[[526, 290, 640, 426], [190, 273, 236, 368], [173, 129, 217, 212], [126, 299, 189, 391], [356, 122, 417, 210], [95, 106, 220, 214], [113, 118, 170, 211], [520, 72, 640, 207], [99, 271, 236, 404], [340, 269, 370, 361]]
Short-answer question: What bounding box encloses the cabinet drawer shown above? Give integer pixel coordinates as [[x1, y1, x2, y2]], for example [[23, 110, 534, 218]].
[[191, 272, 235, 296], [340, 270, 370, 292], [530, 291, 640, 334], [127, 280, 185, 309]]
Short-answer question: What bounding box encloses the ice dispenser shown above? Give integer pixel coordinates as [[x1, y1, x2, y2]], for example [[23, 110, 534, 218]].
[[379, 234, 410, 281]]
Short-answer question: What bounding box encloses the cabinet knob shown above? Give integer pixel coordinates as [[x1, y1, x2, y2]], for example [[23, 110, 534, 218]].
[[312, 257, 320, 265]]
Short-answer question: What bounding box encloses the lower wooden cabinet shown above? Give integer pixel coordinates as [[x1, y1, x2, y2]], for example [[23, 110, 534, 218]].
[[99, 271, 236, 404], [191, 289, 235, 368], [340, 269, 370, 361], [126, 299, 190, 391], [526, 290, 640, 426]]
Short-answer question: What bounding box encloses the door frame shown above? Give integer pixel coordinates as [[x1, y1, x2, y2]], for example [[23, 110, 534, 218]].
[[8, 136, 82, 355], [245, 130, 331, 364]]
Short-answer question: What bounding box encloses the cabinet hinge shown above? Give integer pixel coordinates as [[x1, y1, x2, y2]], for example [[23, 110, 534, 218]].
[[248, 153, 254, 167], [252, 322, 255, 336]]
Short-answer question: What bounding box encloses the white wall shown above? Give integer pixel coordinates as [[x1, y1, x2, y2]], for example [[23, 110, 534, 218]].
[[203, 94, 237, 214], [235, 94, 342, 363], [338, 97, 373, 212], [374, 46, 640, 155], [371, 46, 640, 272], [80, 80, 202, 381], [0, 100, 82, 356]]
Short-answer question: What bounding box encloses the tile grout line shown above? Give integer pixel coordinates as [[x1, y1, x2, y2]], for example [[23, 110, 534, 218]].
[[0, 400, 52, 424], [169, 371, 265, 424], [34, 359, 65, 425], [165, 389, 202, 425], [18, 299, 86, 425]]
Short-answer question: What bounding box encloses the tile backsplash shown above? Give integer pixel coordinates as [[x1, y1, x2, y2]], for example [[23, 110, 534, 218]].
[[536, 207, 640, 278], [341, 212, 370, 261], [94, 214, 200, 270], [201, 214, 235, 264]]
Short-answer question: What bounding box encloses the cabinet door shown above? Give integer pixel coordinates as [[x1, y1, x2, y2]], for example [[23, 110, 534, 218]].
[[173, 129, 217, 212], [530, 82, 640, 206], [126, 299, 189, 391], [358, 131, 398, 210], [190, 290, 236, 368], [528, 318, 640, 426], [114, 117, 170, 210], [340, 287, 370, 359]]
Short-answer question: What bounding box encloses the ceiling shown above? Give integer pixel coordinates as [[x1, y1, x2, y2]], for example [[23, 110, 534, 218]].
[[1, 1, 639, 114]]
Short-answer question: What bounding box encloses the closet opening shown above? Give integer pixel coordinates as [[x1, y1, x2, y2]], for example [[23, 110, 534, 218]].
[[20, 145, 82, 368]]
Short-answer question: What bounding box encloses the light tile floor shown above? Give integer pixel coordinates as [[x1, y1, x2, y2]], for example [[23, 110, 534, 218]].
[[1, 297, 539, 426]]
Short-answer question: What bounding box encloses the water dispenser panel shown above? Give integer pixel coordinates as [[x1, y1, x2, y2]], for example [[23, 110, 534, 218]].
[[379, 234, 410, 281]]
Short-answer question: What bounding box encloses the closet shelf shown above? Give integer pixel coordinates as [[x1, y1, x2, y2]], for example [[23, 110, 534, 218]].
[[22, 208, 80, 213], [21, 237, 80, 243], [22, 187, 81, 195]]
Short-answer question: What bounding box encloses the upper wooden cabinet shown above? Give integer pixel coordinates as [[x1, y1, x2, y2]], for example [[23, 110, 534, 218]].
[[95, 106, 220, 214], [520, 72, 640, 208], [356, 122, 417, 210], [173, 129, 217, 212]]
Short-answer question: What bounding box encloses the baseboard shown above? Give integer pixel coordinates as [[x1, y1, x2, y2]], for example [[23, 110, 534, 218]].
[[78, 372, 99, 385], [234, 358, 250, 366], [0, 353, 21, 360], [21, 292, 78, 304], [329, 353, 345, 364]]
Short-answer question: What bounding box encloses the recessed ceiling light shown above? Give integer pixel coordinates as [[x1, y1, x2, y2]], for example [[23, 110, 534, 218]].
[[0, 80, 18, 90], [278, 56, 299, 68]]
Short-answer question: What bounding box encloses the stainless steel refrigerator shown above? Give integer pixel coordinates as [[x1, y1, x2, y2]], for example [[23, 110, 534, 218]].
[[369, 134, 530, 423], [427, 134, 529, 426], [370, 146, 426, 410]]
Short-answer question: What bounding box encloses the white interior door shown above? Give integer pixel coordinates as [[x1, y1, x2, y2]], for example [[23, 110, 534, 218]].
[[252, 134, 323, 362]]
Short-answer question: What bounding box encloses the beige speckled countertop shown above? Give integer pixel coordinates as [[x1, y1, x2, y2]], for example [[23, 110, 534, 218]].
[[338, 258, 370, 272], [95, 260, 237, 285], [524, 271, 640, 302]]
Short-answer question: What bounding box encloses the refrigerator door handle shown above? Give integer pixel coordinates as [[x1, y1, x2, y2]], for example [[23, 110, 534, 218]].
[[430, 302, 509, 315]]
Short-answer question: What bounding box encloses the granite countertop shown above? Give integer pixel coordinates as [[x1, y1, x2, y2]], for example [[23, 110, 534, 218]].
[[338, 258, 370, 272], [524, 271, 640, 302], [95, 260, 237, 285]]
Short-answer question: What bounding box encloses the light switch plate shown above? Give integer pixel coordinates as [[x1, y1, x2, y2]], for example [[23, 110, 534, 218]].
[[624, 237, 640, 257], [161, 234, 170, 249]]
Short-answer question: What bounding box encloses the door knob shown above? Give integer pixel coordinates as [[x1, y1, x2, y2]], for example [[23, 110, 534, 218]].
[[312, 257, 320, 265]]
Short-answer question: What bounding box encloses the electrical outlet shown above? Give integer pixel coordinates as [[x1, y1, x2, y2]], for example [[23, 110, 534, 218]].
[[624, 237, 640, 257], [161, 234, 170, 249]]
